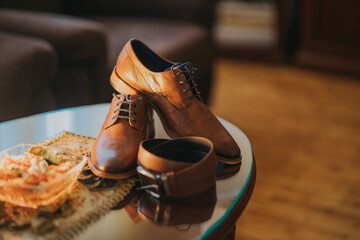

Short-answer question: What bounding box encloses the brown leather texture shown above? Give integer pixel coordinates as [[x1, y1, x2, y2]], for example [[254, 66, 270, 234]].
[[111, 39, 241, 164], [137, 137, 217, 198], [89, 94, 150, 179]]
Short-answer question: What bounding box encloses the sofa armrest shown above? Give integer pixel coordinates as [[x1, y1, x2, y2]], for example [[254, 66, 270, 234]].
[[0, 8, 107, 62]]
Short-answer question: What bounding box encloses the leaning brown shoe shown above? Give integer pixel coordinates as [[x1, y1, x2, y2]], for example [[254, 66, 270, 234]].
[[89, 93, 151, 179], [110, 39, 241, 164]]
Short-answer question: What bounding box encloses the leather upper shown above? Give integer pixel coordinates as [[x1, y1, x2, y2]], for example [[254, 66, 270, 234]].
[[115, 41, 194, 110], [112, 39, 241, 163], [89, 94, 150, 178]]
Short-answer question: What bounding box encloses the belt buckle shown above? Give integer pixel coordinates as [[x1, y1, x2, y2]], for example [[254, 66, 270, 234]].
[[137, 166, 171, 198]]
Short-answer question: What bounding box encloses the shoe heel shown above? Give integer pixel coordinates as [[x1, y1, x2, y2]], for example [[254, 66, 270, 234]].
[[110, 69, 139, 95], [148, 121, 155, 139], [148, 106, 155, 139]]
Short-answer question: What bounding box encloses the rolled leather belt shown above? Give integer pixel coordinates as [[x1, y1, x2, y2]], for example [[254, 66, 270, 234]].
[[137, 137, 217, 198]]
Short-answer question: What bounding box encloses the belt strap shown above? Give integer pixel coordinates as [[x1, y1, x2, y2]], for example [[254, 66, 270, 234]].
[[137, 137, 217, 198]]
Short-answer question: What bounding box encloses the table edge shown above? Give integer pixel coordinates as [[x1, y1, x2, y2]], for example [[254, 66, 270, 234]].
[[204, 155, 257, 240]]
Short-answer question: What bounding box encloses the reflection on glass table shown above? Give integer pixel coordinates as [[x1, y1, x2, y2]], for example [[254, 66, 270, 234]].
[[0, 104, 256, 240]]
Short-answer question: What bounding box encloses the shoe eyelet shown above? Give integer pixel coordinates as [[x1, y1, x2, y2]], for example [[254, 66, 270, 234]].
[[185, 97, 190, 101], [182, 89, 187, 93], [179, 81, 185, 84]]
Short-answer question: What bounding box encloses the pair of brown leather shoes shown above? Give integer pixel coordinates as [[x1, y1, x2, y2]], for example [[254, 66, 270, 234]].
[[89, 39, 241, 179]]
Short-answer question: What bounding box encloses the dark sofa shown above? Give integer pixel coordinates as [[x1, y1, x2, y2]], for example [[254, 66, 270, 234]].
[[0, 31, 57, 122], [0, 0, 216, 122]]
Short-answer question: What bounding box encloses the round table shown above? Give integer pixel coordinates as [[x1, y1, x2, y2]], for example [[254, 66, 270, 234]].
[[0, 104, 256, 240]]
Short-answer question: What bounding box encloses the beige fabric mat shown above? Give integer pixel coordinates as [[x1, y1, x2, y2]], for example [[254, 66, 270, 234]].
[[0, 131, 136, 240]]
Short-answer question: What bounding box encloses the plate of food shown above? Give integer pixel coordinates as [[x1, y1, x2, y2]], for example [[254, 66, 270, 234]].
[[0, 144, 87, 208]]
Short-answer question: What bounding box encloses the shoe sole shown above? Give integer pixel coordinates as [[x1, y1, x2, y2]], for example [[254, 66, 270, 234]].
[[88, 153, 137, 179], [110, 70, 242, 165]]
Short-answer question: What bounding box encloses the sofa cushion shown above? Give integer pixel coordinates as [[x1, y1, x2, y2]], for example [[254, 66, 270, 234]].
[[0, 32, 57, 122], [0, 9, 106, 62]]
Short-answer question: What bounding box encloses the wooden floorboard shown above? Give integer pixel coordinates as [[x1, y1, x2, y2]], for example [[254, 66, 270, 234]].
[[210, 59, 360, 240]]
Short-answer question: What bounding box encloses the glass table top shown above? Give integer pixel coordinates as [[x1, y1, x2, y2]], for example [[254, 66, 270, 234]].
[[0, 104, 255, 240]]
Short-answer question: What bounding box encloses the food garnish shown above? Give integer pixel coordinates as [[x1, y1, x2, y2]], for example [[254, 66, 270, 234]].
[[0, 145, 81, 188], [29, 146, 61, 165]]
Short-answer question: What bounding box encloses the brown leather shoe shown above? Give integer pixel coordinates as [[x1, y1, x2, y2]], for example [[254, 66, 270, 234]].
[[110, 39, 241, 164], [89, 93, 151, 179]]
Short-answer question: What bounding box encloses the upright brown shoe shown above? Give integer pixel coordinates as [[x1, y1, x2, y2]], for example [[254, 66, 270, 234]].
[[110, 39, 241, 164], [89, 93, 151, 179]]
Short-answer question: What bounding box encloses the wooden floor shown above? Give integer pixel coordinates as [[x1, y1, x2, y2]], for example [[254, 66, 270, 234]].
[[210, 59, 360, 240]]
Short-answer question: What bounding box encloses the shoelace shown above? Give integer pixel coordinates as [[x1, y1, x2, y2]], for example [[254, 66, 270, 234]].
[[112, 93, 142, 122], [171, 62, 201, 100]]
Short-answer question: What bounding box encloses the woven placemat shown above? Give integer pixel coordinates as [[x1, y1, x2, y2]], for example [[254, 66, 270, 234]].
[[0, 131, 137, 240]]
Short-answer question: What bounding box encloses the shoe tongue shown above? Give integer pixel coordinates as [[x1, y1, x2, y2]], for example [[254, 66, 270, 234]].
[[166, 63, 200, 98], [118, 94, 142, 117], [119, 103, 130, 117], [118, 94, 131, 117]]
